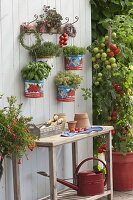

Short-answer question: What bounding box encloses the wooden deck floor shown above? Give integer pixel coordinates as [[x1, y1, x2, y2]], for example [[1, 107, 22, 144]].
[[101, 191, 133, 199]]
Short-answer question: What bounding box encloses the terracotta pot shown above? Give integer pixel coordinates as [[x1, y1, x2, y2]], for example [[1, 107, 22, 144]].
[[67, 121, 77, 130], [113, 152, 133, 191], [74, 113, 90, 129]]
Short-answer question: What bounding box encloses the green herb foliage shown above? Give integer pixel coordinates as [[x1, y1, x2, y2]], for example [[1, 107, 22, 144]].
[[21, 61, 51, 82], [30, 42, 62, 58], [63, 46, 87, 56], [55, 71, 83, 90]]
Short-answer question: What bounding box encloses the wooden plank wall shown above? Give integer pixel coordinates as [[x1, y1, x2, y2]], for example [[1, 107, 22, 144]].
[[0, 0, 92, 199]]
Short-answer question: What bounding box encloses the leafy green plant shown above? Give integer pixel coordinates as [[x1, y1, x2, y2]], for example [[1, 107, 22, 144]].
[[30, 42, 62, 58], [55, 71, 83, 90], [90, 0, 133, 41], [81, 88, 91, 100], [63, 45, 88, 56], [0, 96, 36, 163], [90, 32, 133, 154], [21, 61, 51, 82]]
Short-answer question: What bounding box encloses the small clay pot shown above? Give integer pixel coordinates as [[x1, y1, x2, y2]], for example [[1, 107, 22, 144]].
[[74, 113, 90, 129], [67, 121, 77, 130]]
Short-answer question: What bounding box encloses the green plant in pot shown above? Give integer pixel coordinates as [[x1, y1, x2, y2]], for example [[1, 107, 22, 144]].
[[63, 45, 88, 70], [89, 25, 133, 191], [55, 71, 83, 102], [30, 41, 62, 62], [0, 96, 36, 180], [21, 61, 51, 98]]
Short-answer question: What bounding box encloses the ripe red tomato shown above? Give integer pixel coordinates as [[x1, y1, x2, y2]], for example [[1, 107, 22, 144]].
[[98, 147, 103, 154], [62, 32, 68, 37], [70, 128, 75, 132], [84, 128, 88, 131], [114, 48, 121, 55], [111, 130, 116, 136], [109, 43, 117, 51], [78, 128, 82, 132], [107, 51, 115, 57]]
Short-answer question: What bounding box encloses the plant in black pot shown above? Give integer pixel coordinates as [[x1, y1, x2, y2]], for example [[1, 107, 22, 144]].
[[55, 71, 83, 102], [21, 61, 51, 98], [63, 45, 88, 70]]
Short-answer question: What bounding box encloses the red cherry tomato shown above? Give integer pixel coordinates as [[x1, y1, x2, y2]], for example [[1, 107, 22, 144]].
[[63, 41, 67, 45], [70, 128, 75, 132], [98, 147, 103, 154], [63, 36, 68, 41], [62, 32, 68, 37], [78, 128, 82, 132]]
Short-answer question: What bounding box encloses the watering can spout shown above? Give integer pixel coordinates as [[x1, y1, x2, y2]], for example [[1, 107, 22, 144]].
[[57, 178, 78, 191]]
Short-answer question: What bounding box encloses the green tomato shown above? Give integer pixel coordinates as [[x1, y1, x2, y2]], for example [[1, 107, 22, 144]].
[[112, 32, 116, 38], [100, 43, 105, 48], [95, 53, 101, 59], [99, 49, 104, 53], [97, 77, 102, 82], [105, 60, 110, 65], [106, 65, 111, 70], [93, 64, 100, 69], [107, 48, 111, 53], [109, 57, 116, 64], [93, 47, 99, 53], [105, 36, 109, 41], [93, 76, 96, 81], [111, 63, 117, 68], [101, 53, 107, 58], [98, 73, 103, 77], [101, 57, 107, 61], [92, 57, 96, 62], [94, 81, 99, 86]]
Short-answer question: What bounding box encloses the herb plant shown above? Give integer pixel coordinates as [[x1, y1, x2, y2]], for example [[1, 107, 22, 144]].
[[63, 45, 88, 56], [21, 61, 51, 82], [30, 42, 62, 58], [55, 71, 83, 90]]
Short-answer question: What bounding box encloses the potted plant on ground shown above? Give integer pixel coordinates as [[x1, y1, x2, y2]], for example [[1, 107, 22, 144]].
[[63, 45, 88, 70], [0, 96, 36, 180], [90, 24, 133, 191], [55, 71, 83, 102], [30, 41, 62, 66], [21, 61, 51, 98]]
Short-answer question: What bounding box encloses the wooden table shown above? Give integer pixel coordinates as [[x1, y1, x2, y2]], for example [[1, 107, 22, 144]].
[[36, 126, 113, 200]]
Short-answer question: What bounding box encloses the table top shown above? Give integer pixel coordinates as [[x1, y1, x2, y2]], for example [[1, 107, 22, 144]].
[[36, 126, 113, 147]]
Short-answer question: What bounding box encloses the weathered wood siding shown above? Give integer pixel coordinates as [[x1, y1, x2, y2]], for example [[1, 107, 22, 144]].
[[0, 0, 91, 199]]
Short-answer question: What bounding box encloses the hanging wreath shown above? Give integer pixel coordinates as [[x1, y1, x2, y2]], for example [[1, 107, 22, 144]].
[[19, 30, 41, 51], [63, 23, 77, 37]]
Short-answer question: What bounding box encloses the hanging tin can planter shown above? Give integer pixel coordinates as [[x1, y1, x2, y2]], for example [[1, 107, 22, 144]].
[[24, 80, 44, 98], [57, 85, 75, 102], [65, 55, 83, 70]]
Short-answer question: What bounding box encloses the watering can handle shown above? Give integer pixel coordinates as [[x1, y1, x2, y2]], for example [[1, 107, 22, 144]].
[[75, 157, 108, 186]]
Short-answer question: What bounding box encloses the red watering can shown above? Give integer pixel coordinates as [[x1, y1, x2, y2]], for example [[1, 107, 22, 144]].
[[38, 157, 107, 196]]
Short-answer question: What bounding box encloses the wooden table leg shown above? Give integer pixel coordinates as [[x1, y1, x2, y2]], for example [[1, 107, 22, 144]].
[[72, 142, 78, 184], [49, 147, 57, 200], [106, 131, 113, 200], [12, 155, 21, 200]]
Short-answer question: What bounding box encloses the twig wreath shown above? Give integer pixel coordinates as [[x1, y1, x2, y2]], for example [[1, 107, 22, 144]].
[[19, 29, 41, 51]]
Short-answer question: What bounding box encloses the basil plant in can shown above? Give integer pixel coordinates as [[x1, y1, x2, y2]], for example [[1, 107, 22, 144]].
[[55, 71, 83, 102], [21, 61, 51, 98]]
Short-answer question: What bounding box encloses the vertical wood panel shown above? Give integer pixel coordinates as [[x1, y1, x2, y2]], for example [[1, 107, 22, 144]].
[[0, 0, 91, 199]]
